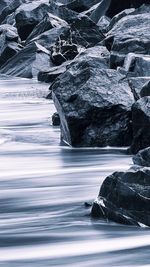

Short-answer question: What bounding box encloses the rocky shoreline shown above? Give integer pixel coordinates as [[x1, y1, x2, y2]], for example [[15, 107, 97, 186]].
[[0, 0, 150, 226]]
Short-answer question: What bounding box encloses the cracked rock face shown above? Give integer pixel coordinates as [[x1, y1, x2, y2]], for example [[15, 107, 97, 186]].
[[91, 166, 150, 227]]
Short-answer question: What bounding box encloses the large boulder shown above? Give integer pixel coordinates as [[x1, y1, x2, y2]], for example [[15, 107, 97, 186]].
[[90, 0, 149, 23], [130, 96, 150, 154], [105, 8, 150, 68], [0, 24, 21, 67], [0, 0, 25, 24], [15, 1, 50, 40], [26, 12, 68, 43], [133, 147, 150, 167], [52, 51, 134, 147], [0, 42, 51, 78], [91, 166, 150, 227]]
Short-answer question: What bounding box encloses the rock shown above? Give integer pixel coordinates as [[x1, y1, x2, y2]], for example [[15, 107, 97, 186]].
[[38, 60, 71, 83], [0, 42, 51, 78], [140, 80, 150, 98], [0, 24, 21, 67], [128, 77, 150, 100], [0, 0, 25, 24], [60, 0, 101, 13], [69, 14, 104, 48], [105, 11, 150, 68], [123, 53, 150, 77], [96, 16, 111, 33], [48, 1, 78, 22], [39, 45, 110, 82], [46, 90, 52, 99], [108, 8, 135, 30], [133, 147, 150, 167], [130, 96, 150, 154], [0, 42, 22, 67], [90, 0, 149, 24], [27, 26, 70, 51], [91, 165, 150, 227], [52, 112, 60, 126], [52, 60, 134, 147], [51, 39, 78, 65], [26, 12, 68, 43], [15, 1, 50, 40]]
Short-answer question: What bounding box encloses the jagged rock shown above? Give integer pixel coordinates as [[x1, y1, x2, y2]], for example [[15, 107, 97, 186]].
[[48, 1, 78, 22], [90, 0, 149, 24], [128, 77, 150, 100], [140, 80, 150, 98], [38, 60, 71, 83], [0, 42, 51, 78], [91, 165, 150, 227], [131, 96, 150, 154], [0, 24, 21, 66], [108, 8, 135, 30], [39, 45, 110, 83], [52, 58, 134, 147], [26, 13, 68, 43], [0, 0, 26, 24], [52, 112, 60, 126], [51, 40, 78, 65], [123, 53, 150, 77], [133, 147, 150, 167], [0, 42, 22, 67], [105, 9, 150, 68], [58, 0, 101, 13], [96, 16, 110, 33], [15, 1, 50, 40]]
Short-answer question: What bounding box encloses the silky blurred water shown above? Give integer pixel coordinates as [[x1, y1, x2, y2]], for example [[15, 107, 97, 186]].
[[0, 77, 150, 267]]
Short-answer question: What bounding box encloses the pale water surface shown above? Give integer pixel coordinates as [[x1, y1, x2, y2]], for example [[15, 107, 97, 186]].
[[0, 78, 150, 267]]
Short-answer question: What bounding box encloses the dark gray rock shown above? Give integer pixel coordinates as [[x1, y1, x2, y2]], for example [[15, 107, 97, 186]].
[[26, 12, 68, 43], [128, 77, 150, 100], [123, 53, 150, 77], [131, 96, 150, 154], [52, 59, 134, 147], [38, 60, 71, 83], [91, 165, 150, 227], [140, 80, 150, 98], [0, 24, 21, 67], [105, 11, 150, 68], [27, 26, 70, 51], [52, 112, 60, 126], [15, 1, 50, 40], [0, 42, 51, 78], [133, 147, 150, 167], [0, 0, 26, 24]]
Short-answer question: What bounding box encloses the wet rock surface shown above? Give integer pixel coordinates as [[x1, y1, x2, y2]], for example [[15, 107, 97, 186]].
[[92, 166, 150, 227], [133, 147, 150, 167]]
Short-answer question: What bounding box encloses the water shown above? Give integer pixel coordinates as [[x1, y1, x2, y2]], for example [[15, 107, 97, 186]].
[[0, 78, 150, 267]]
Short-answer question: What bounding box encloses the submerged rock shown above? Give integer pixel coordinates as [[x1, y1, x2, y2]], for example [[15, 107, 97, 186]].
[[131, 96, 150, 154], [91, 166, 150, 227], [52, 61, 134, 147], [52, 112, 60, 126], [133, 147, 150, 167]]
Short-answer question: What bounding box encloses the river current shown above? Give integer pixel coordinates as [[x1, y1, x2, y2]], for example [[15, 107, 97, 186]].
[[0, 78, 150, 267]]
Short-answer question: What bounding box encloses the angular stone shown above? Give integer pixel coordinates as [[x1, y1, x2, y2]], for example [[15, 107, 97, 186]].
[[92, 166, 150, 227]]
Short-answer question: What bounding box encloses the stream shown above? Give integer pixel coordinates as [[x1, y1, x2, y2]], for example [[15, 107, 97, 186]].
[[0, 78, 150, 267]]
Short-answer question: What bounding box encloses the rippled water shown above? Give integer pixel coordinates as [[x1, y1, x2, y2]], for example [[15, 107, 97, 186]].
[[0, 78, 150, 267]]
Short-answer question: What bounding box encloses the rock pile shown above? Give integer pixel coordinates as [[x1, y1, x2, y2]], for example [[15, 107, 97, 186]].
[[0, 0, 150, 226]]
